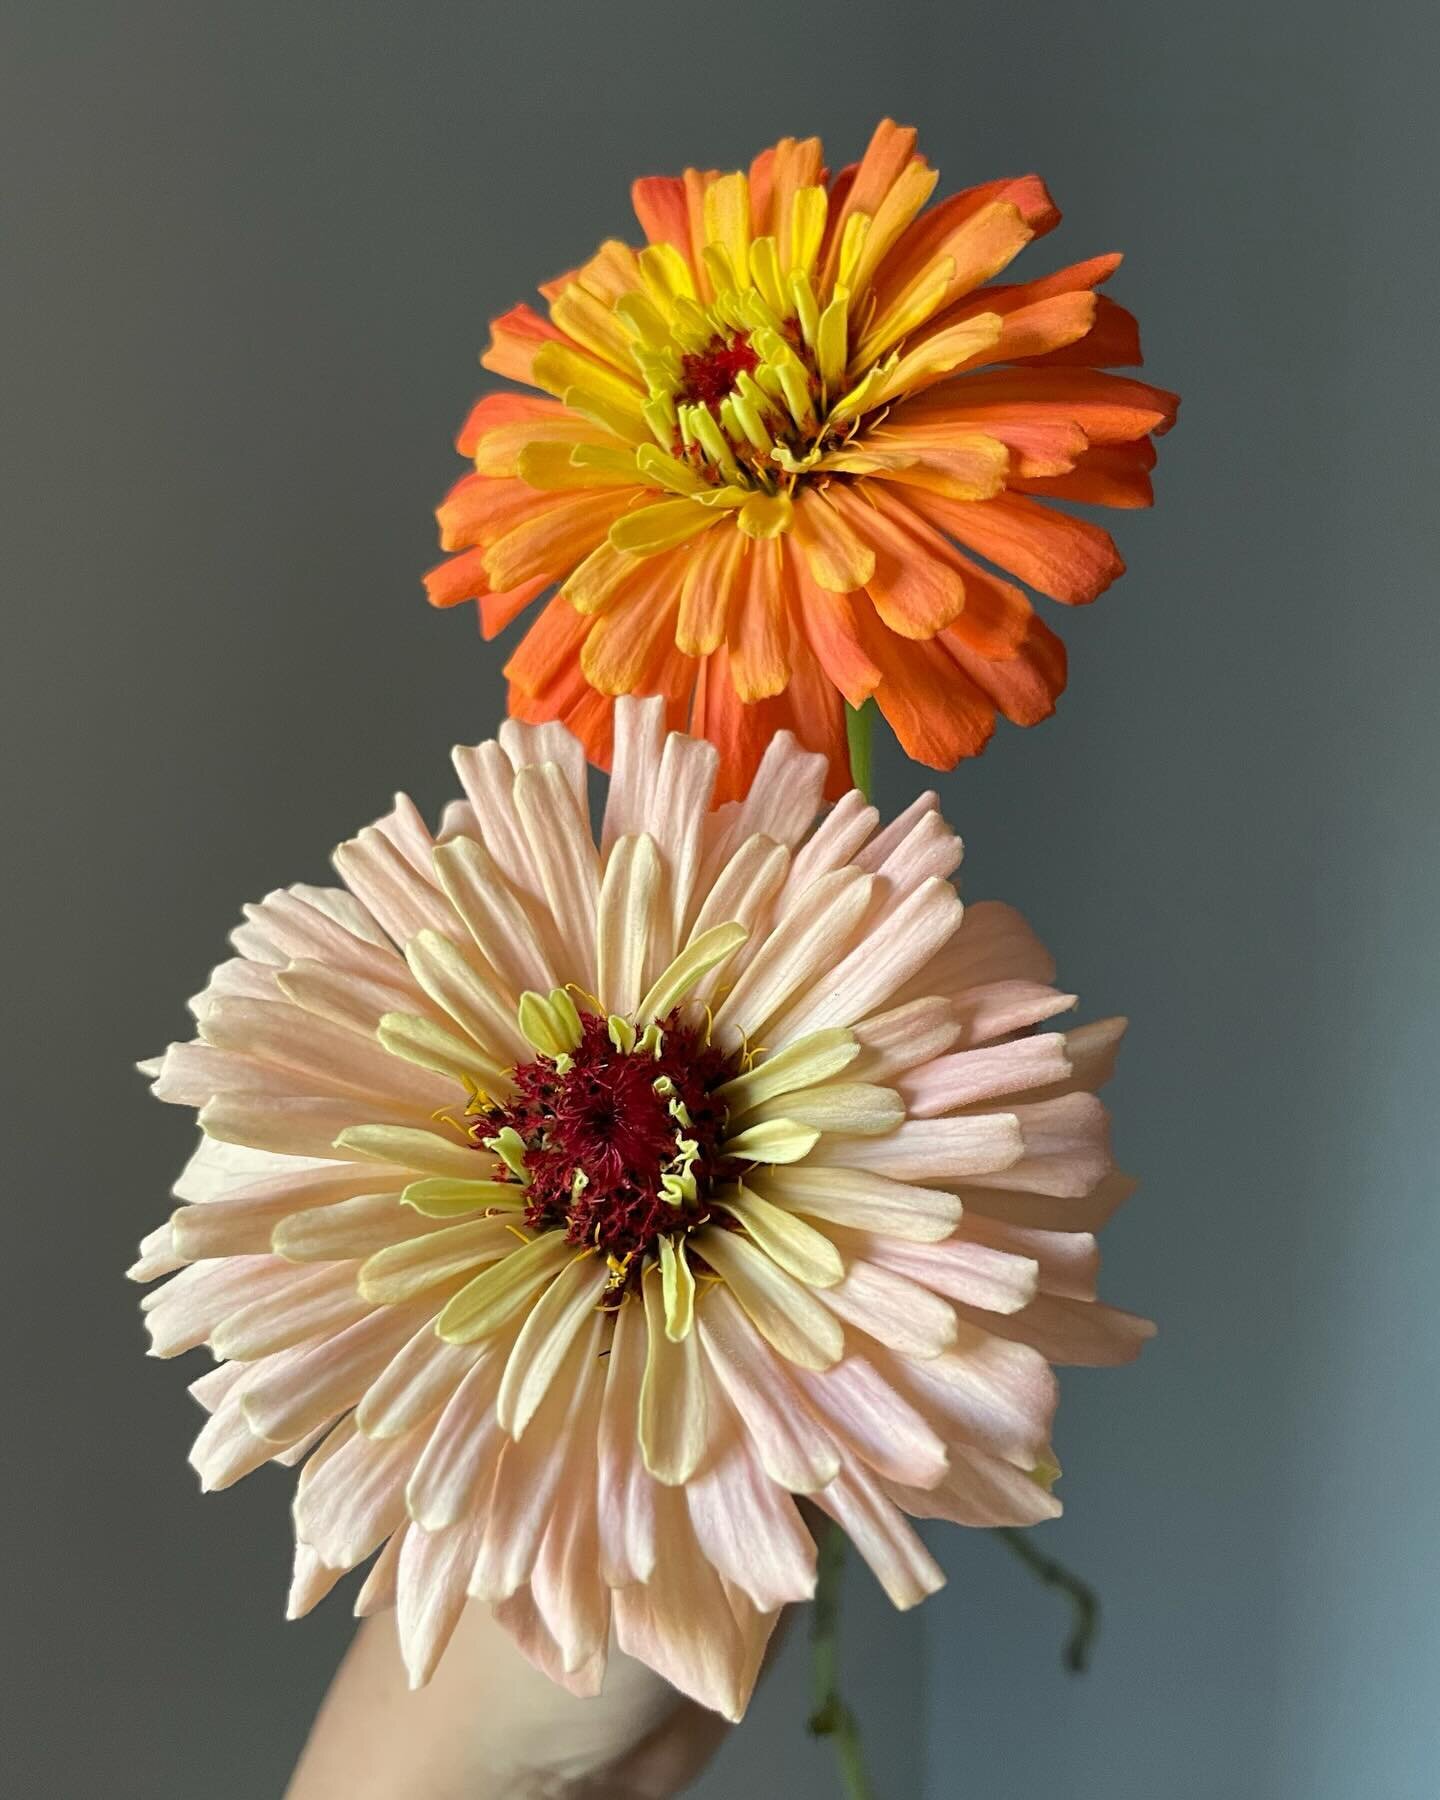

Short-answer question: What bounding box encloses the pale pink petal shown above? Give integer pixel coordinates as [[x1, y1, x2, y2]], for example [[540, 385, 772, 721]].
[[530, 1388, 611, 1674], [951, 979, 1078, 1046], [241, 1302, 429, 1442], [957, 1170, 1137, 1233], [957, 1294, 1156, 1365], [685, 1434, 817, 1610], [897, 1034, 1074, 1117], [594, 834, 661, 1019], [498, 1255, 609, 1438], [981, 1094, 1112, 1197], [596, 1301, 658, 1585], [229, 886, 399, 983], [397, 1517, 486, 1688], [209, 1260, 369, 1361], [333, 827, 456, 947], [128, 1220, 183, 1282], [959, 1217, 1100, 1301], [817, 1259, 958, 1358], [287, 1543, 346, 1619], [169, 1164, 385, 1261], [199, 1091, 427, 1161], [451, 740, 539, 897], [848, 997, 964, 1081], [169, 1135, 342, 1205], [859, 1232, 1040, 1315], [710, 868, 873, 1047], [512, 763, 601, 993], [852, 792, 939, 871], [471, 1313, 606, 1602], [404, 1348, 508, 1531], [808, 1113, 1024, 1182], [294, 1425, 423, 1570], [492, 1587, 607, 1699], [751, 1165, 962, 1243], [355, 1323, 483, 1439], [645, 732, 720, 956], [876, 1330, 1058, 1465], [901, 899, 1056, 1004], [791, 1356, 949, 1489], [354, 1526, 406, 1616], [767, 877, 966, 1045], [776, 790, 878, 913], [199, 996, 450, 1108], [812, 1464, 946, 1610], [885, 1446, 1063, 1527], [498, 718, 588, 807], [431, 833, 559, 1000], [143, 1256, 295, 1359]]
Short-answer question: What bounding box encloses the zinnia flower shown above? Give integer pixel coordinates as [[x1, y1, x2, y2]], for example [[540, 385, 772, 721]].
[[132, 701, 1152, 1718], [426, 120, 1178, 800]]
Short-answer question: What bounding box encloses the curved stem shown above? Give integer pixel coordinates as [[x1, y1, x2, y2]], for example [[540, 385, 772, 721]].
[[808, 1520, 875, 1799], [845, 699, 878, 803], [992, 1527, 1100, 1673]]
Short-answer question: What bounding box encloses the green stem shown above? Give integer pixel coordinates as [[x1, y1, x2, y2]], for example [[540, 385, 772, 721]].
[[992, 1528, 1100, 1673], [845, 699, 878, 803], [808, 1521, 875, 1800]]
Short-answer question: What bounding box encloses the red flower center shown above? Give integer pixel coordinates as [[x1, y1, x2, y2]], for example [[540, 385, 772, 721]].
[[479, 1011, 740, 1269], [676, 331, 760, 410]]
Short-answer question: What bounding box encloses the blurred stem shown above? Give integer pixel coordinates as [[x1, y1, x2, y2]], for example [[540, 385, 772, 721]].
[[992, 1528, 1100, 1673], [808, 1520, 874, 1800], [845, 700, 878, 803]]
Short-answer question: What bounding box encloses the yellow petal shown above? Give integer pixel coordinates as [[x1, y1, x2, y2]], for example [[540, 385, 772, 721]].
[[639, 1263, 708, 1484], [721, 1187, 845, 1287], [608, 497, 719, 557], [717, 1028, 860, 1115], [737, 491, 794, 540], [436, 1232, 574, 1343], [659, 1235, 697, 1341], [723, 1118, 821, 1164], [401, 1177, 525, 1219], [636, 920, 749, 1025], [358, 1216, 516, 1304]]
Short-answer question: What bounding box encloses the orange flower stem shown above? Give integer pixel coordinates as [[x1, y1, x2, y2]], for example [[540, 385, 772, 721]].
[[807, 1519, 875, 1800], [845, 700, 878, 803], [992, 1527, 1101, 1673]]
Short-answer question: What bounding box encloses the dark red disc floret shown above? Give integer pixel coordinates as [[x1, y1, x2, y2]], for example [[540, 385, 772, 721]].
[[476, 1010, 740, 1262], [676, 330, 760, 410]]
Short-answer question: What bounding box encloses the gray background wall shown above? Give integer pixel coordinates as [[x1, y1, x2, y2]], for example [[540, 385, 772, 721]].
[[5, 4, 1437, 1797]]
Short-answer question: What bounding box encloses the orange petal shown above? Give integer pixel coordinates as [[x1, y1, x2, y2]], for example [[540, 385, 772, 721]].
[[437, 475, 563, 553], [897, 487, 1125, 606], [726, 538, 791, 702], [850, 603, 997, 768], [478, 577, 552, 640], [480, 304, 569, 386], [579, 552, 688, 695], [423, 548, 490, 610], [791, 488, 876, 593], [942, 615, 1067, 727], [632, 175, 693, 261], [457, 393, 570, 458], [1012, 441, 1156, 509], [769, 136, 827, 276], [937, 555, 1035, 660], [869, 175, 1060, 319], [503, 594, 594, 698], [508, 664, 615, 770], [826, 485, 967, 640], [820, 119, 919, 288], [677, 522, 747, 656], [484, 489, 647, 591], [897, 368, 1179, 445], [786, 537, 881, 708]]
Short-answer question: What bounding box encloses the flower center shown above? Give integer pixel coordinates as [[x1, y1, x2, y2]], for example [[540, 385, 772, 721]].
[[477, 1010, 740, 1276], [676, 330, 761, 409]]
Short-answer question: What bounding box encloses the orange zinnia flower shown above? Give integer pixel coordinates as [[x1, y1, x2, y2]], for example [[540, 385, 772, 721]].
[[427, 120, 1178, 800]]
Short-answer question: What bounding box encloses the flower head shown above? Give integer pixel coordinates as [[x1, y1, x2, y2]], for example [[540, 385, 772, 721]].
[[427, 121, 1179, 799], [133, 702, 1152, 1717]]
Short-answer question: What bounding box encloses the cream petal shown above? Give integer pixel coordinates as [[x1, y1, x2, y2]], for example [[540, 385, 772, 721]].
[[333, 1123, 486, 1181], [636, 921, 749, 1026], [404, 930, 527, 1067], [720, 1187, 845, 1287], [358, 1216, 516, 1305], [717, 1028, 859, 1117], [498, 1254, 609, 1437], [287, 1543, 346, 1620], [199, 996, 449, 1108], [643, 732, 719, 955], [144, 1256, 294, 1359], [683, 835, 789, 1001], [959, 1216, 1100, 1301], [985, 1094, 1113, 1197], [722, 1118, 820, 1164], [742, 1080, 904, 1138], [697, 1286, 841, 1493], [957, 1170, 1137, 1233], [201, 1092, 428, 1161], [639, 1264, 708, 1484], [491, 1587, 607, 1700], [272, 1192, 447, 1263], [853, 792, 939, 871], [377, 1012, 511, 1094], [128, 1219, 184, 1281], [695, 1228, 844, 1370], [498, 718, 588, 806], [594, 833, 661, 1018], [397, 1518, 486, 1688], [436, 1233, 576, 1345], [751, 1165, 962, 1243], [451, 740, 539, 897]]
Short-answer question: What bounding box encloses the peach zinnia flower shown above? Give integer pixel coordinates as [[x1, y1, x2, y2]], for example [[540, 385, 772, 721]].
[[132, 702, 1152, 1718], [427, 120, 1178, 799]]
